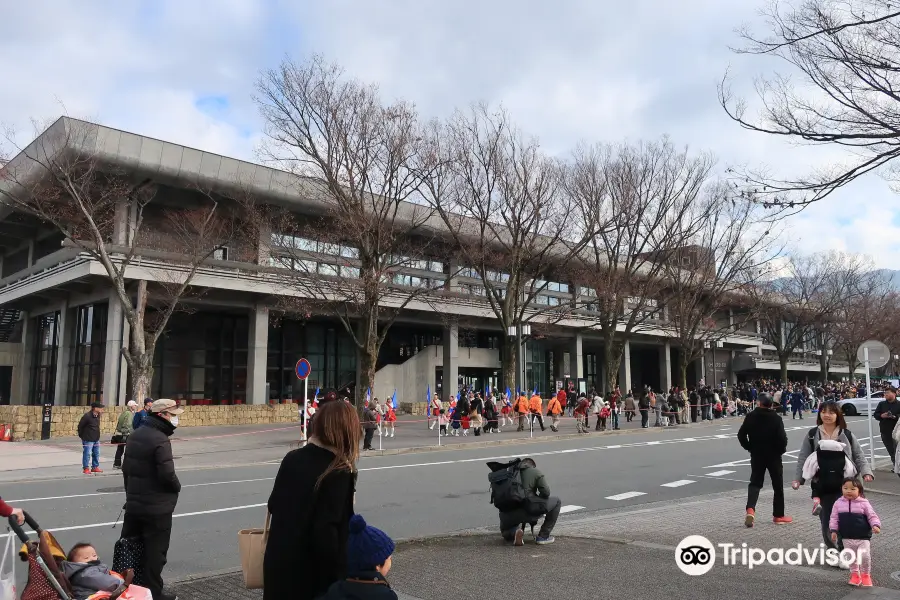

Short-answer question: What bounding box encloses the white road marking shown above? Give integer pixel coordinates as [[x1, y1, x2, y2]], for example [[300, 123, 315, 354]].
[[645, 441, 661, 445], [682, 438, 696, 442], [661, 480, 695, 488], [7, 477, 279, 504], [705, 470, 736, 477], [560, 505, 586, 514], [606, 491, 646, 501], [34, 503, 269, 533], [688, 473, 750, 483], [715, 434, 730, 439], [606, 445, 622, 449]]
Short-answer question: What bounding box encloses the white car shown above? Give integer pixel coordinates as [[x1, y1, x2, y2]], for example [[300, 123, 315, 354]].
[[837, 391, 884, 417]]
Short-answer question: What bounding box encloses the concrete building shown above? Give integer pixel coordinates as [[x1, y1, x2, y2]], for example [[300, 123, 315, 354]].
[[0, 118, 861, 408]]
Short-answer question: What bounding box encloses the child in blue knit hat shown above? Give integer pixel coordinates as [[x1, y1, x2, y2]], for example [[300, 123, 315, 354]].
[[320, 514, 398, 600]]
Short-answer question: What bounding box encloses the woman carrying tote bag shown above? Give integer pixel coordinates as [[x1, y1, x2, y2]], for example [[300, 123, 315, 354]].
[[263, 398, 360, 600]]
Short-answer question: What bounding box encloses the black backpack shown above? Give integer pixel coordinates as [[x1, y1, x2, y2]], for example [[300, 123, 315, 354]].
[[809, 428, 853, 494], [487, 459, 527, 511]]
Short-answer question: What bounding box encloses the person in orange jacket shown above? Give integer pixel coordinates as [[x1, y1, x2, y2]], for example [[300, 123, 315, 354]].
[[515, 394, 529, 431], [529, 393, 546, 431], [546, 392, 563, 432]]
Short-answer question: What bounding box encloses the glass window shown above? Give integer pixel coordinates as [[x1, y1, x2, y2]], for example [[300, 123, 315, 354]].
[[548, 296, 560, 306], [30, 312, 60, 405], [318, 263, 339, 277], [213, 247, 228, 260], [340, 246, 359, 259], [535, 295, 549, 305], [342, 266, 360, 279], [69, 304, 108, 407]]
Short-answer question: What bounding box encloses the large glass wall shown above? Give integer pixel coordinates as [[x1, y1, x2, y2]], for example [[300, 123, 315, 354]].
[[266, 320, 357, 403], [30, 312, 60, 405], [150, 312, 249, 404], [69, 304, 108, 406], [524, 340, 547, 396]]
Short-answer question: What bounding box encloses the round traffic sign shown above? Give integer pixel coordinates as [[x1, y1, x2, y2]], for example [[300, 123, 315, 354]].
[[295, 358, 311, 380], [857, 340, 891, 369]]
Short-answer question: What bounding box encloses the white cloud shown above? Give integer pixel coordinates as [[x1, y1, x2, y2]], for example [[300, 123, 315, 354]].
[[2, 0, 898, 267]]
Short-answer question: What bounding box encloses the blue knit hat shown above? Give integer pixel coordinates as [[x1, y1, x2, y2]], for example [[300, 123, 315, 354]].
[[346, 514, 395, 572]]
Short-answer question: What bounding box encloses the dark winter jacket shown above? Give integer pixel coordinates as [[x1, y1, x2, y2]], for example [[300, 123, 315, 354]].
[[317, 572, 398, 600], [132, 409, 149, 430], [122, 414, 181, 515], [362, 408, 378, 431], [737, 407, 788, 456], [62, 561, 122, 600], [874, 399, 900, 436], [77, 411, 101, 442], [265, 443, 357, 600]]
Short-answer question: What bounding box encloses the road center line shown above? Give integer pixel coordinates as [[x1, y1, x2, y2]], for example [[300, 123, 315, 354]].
[[7, 477, 279, 504]]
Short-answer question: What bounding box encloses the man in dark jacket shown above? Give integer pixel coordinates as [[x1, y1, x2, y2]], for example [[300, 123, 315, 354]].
[[874, 386, 900, 466], [638, 391, 650, 428], [78, 402, 104, 475], [497, 457, 561, 546], [362, 404, 377, 451], [738, 392, 792, 527], [132, 398, 153, 430], [121, 399, 183, 600]]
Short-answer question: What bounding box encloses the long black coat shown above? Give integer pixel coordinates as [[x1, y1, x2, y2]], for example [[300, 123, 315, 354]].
[[122, 414, 181, 515], [264, 444, 357, 600]]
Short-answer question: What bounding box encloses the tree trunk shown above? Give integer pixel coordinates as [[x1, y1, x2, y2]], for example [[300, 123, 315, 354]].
[[358, 343, 378, 407], [679, 362, 688, 392], [130, 354, 153, 403], [502, 337, 518, 395], [779, 355, 789, 385], [602, 339, 622, 395], [820, 352, 828, 383]]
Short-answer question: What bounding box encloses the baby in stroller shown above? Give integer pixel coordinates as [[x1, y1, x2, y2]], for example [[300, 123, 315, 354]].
[[62, 543, 126, 600]]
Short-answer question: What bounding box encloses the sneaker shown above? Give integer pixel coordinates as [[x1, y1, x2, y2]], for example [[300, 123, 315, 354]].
[[848, 573, 862, 586], [535, 536, 555, 545], [113, 464, 122, 470], [514, 529, 524, 547], [745, 508, 755, 528], [812, 498, 822, 516], [773, 516, 793, 524], [83, 468, 91, 475], [860, 574, 873, 587]]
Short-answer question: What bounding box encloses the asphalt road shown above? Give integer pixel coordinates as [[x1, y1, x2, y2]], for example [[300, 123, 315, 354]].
[[3, 415, 891, 584]]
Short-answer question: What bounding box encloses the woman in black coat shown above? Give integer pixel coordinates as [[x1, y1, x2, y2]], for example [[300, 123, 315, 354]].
[[264, 399, 360, 600]]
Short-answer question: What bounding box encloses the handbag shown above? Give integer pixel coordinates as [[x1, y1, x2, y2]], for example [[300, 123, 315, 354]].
[[238, 512, 270, 589], [111, 434, 124, 445], [112, 536, 145, 586]]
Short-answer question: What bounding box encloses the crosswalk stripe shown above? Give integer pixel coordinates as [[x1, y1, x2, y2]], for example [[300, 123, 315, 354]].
[[560, 505, 586, 514], [661, 480, 695, 488], [705, 470, 735, 477], [606, 491, 646, 501]]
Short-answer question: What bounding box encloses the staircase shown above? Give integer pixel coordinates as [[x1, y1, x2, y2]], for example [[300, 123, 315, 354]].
[[0, 308, 20, 342]]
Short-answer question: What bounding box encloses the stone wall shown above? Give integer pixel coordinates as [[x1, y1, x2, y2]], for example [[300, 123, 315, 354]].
[[401, 401, 449, 416], [0, 404, 298, 441]]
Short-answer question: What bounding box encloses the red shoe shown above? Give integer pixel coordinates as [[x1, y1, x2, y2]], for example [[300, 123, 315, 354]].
[[860, 574, 873, 587], [773, 516, 793, 524], [83, 468, 91, 475], [91, 467, 103, 474], [811, 498, 822, 516], [848, 573, 862, 586], [745, 508, 755, 528]]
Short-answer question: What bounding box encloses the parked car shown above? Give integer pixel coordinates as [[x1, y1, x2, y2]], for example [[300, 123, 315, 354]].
[[837, 391, 884, 416]]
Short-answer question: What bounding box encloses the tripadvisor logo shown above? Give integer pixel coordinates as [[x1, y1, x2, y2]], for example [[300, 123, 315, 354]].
[[675, 535, 863, 575]]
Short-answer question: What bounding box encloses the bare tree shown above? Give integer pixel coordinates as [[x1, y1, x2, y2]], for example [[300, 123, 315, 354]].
[[0, 118, 250, 402], [661, 186, 781, 390], [567, 138, 716, 393], [830, 268, 897, 375], [419, 105, 591, 393], [752, 251, 873, 384], [720, 0, 900, 210], [254, 55, 446, 404]]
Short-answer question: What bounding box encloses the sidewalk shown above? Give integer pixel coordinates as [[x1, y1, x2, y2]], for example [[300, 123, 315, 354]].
[[0, 414, 718, 482], [172, 482, 900, 600]]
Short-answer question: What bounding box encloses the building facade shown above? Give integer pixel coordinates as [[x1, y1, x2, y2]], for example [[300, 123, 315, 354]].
[[0, 118, 861, 407]]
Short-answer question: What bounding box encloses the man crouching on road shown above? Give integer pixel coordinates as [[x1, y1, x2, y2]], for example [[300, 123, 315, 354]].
[[498, 458, 562, 546]]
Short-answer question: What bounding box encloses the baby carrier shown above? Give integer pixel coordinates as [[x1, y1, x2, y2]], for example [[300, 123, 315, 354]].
[[811, 428, 854, 494]]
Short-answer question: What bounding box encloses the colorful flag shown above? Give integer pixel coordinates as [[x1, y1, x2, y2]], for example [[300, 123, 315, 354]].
[[532, 386, 537, 396], [365, 387, 371, 407], [505, 387, 512, 405], [426, 384, 432, 415], [390, 389, 396, 409]]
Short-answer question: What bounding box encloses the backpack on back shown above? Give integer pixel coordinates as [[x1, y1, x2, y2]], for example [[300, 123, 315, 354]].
[[487, 459, 527, 511]]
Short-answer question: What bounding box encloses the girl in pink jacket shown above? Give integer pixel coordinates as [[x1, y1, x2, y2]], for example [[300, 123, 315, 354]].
[[829, 477, 881, 587]]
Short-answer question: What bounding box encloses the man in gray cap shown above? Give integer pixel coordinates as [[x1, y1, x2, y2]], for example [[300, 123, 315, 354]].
[[121, 399, 184, 600]]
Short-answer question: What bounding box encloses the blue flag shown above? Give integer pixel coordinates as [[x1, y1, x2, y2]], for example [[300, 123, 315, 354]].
[[366, 387, 371, 407], [426, 384, 432, 415], [390, 389, 396, 409], [506, 387, 512, 405], [532, 386, 537, 396]]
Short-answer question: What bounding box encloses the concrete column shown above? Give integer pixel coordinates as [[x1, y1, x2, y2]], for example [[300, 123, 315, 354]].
[[112, 199, 128, 246], [15, 313, 32, 404], [103, 294, 127, 406], [26, 240, 34, 267], [53, 301, 72, 405], [444, 260, 459, 293], [570, 334, 584, 380], [442, 322, 459, 399], [659, 342, 672, 392], [256, 223, 271, 265], [618, 340, 632, 393], [247, 304, 269, 405], [696, 355, 705, 385]]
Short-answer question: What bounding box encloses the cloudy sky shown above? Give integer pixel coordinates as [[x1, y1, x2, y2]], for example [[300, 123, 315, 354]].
[[2, 0, 898, 266]]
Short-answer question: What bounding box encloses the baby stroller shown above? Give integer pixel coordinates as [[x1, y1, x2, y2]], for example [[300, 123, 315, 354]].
[[8, 512, 140, 600]]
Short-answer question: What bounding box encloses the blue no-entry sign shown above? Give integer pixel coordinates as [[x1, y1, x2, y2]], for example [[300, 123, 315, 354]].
[[295, 358, 311, 380]]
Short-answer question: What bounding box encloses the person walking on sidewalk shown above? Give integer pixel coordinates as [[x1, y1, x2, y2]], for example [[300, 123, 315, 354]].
[[638, 390, 650, 428], [738, 392, 793, 527], [623, 392, 636, 423], [78, 402, 104, 475], [792, 401, 872, 553], [874, 386, 900, 467], [828, 477, 881, 587], [428, 394, 442, 430], [515, 393, 529, 432], [121, 399, 183, 600], [529, 393, 545, 431], [112, 400, 137, 469], [547, 392, 563, 432], [132, 398, 153, 430], [574, 395, 591, 434]]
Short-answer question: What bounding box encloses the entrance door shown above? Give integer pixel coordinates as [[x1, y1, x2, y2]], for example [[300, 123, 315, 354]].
[[0, 366, 11, 405]]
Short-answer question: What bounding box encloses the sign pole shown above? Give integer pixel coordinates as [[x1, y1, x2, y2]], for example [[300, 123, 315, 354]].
[[303, 377, 309, 443], [865, 347, 875, 470]]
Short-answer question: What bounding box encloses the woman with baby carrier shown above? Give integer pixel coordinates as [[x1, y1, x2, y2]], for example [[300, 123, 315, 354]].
[[791, 401, 873, 554]]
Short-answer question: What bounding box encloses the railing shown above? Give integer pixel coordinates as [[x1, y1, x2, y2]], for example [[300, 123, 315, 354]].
[[0, 247, 82, 289]]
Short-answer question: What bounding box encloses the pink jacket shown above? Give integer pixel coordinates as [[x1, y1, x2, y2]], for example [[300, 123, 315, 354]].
[[828, 497, 881, 531]]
